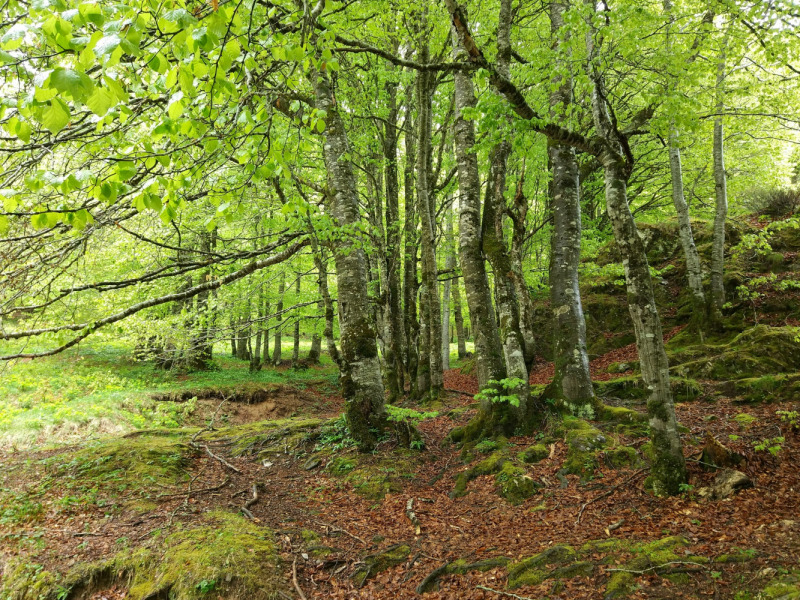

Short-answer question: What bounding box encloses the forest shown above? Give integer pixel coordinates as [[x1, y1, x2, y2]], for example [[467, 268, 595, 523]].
[[0, 0, 799, 598]]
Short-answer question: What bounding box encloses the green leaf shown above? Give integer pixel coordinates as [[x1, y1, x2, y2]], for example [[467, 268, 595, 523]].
[[168, 91, 185, 119], [86, 86, 114, 116], [165, 66, 178, 89], [15, 120, 31, 143], [104, 76, 128, 103], [94, 35, 121, 56], [0, 214, 8, 234], [48, 67, 94, 102], [41, 98, 71, 134]]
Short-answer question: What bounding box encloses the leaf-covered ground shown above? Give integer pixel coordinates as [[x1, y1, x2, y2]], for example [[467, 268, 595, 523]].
[[1, 334, 799, 600]]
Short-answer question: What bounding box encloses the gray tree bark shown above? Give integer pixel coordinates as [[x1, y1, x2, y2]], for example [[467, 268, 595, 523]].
[[416, 50, 444, 401], [313, 61, 386, 449], [452, 274, 467, 359], [586, 15, 687, 495], [402, 85, 420, 398], [383, 76, 404, 401], [544, 0, 595, 413], [508, 177, 536, 372], [711, 47, 728, 320], [272, 271, 284, 365], [451, 14, 513, 439], [292, 273, 301, 366], [307, 299, 323, 364], [442, 208, 455, 371]]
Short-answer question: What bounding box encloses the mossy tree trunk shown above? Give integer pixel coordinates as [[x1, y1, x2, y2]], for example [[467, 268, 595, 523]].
[[383, 74, 405, 401], [544, 0, 595, 414], [403, 85, 420, 399], [307, 299, 323, 364], [313, 59, 387, 450], [452, 273, 467, 359], [442, 208, 455, 371], [451, 12, 516, 439], [308, 224, 340, 368], [416, 47, 444, 402], [292, 273, 301, 367], [711, 45, 728, 321], [272, 271, 284, 365], [586, 19, 687, 493], [508, 177, 536, 373]]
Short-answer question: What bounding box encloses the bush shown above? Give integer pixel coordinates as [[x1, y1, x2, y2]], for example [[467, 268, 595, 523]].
[[743, 187, 800, 219]]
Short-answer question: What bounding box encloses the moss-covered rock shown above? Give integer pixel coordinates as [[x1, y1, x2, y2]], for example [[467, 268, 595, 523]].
[[729, 373, 800, 403], [451, 449, 540, 504], [762, 574, 800, 599], [519, 443, 549, 464], [205, 417, 322, 458], [595, 377, 702, 403], [670, 326, 800, 382], [351, 544, 411, 587], [562, 419, 610, 480]]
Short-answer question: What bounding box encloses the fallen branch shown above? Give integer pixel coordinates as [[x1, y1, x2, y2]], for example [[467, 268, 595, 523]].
[[292, 557, 308, 600], [156, 477, 230, 499], [476, 585, 535, 600], [444, 388, 475, 397], [406, 497, 421, 535], [577, 468, 648, 523], [311, 519, 367, 545], [606, 561, 707, 575], [244, 483, 260, 510], [202, 445, 242, 474]]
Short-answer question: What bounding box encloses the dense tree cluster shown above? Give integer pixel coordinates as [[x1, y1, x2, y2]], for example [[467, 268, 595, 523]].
[[1, 0, 798, 494]]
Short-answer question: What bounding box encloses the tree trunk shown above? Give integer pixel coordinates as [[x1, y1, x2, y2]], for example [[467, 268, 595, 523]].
[[383, 76, 404, 402], [314, 61, 386, 450], [509, 177, 536, 372], [416, 58, 444, 401], [250, 284, 264, 372], [451, 15, 511, 439], [584, 7, 686, 494], [292, 273, 301, 366], [442, 208, 454, 371], [544, 0, 595, 412], [403, 85, 420, 398], [452, 274, 467, 359], [711, 48, 728, 320], [307, 299, 323, 364], [479, 0, 530, 418], [273, 272, 284, 365]]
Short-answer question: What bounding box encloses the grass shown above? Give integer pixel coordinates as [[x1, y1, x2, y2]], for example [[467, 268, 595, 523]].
[[0, 338, 338, 450]]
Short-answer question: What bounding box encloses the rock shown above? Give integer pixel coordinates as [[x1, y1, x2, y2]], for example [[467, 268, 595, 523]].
[[698, 469, 753, 500], [303, 457, 322, 470]]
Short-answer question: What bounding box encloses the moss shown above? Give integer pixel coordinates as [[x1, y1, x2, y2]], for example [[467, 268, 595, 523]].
[[762, 577, 800, 599], [563, 420, 609, 479], [351, 544, 411, 586], [714, 551, 758, 563], [326, 452, 417, 501], [670, 326, 800, 382], [207, 418, 322, 458], [308, 545, 339, 558], [596, 377, 702, 403], [0, 559, 59, 600], [3, 511, 289, 600], [507, 545, 577, 588], [416, 557, 510, 594], [731, 373, 800, 403], [327, 456, 357, 475], [597, 404, 648, 423], [606, 446, 643, 469], [495, 461, 540, 505], [519, 443, 549, 464], [733, 413, 757, 427], [548, 561, 594, 579], [605, 571, 636, 598], [300, 529, 320, 544]]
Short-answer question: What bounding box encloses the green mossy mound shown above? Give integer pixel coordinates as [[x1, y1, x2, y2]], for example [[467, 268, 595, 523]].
[[205, 417, 323, 458], [761, 573, 800, 599], [0, 511, 288, 600], [556, 416, 645, 480], [508, 535, 715, 598], [351, 544, 411, 587], [729, 373, 800, 403], [325, 451, 418, 501], [519, 443, 549, 464], [416, 557, 510, 594], [669, 325, 800, 382], [595, 377, 702, 404], [450, 444, 541, 505]]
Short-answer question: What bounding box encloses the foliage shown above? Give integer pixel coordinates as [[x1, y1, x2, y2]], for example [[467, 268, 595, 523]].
[[474, 379, 527, 408]]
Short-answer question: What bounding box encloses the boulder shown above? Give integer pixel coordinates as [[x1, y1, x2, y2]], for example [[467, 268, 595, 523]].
[[697, 469, 753, 500]]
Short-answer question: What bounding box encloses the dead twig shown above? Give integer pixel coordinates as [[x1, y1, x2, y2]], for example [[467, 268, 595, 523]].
[[577, 468, 648, 523], [156, 477, 230, 499], [244, 483, 260, 510], [202, 445, 242, 473], [311, 519, 367, 546], [292, 557, 308, 600]]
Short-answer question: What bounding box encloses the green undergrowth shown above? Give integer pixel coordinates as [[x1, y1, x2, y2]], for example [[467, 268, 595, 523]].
[[0, 511, 288, 600], [0, 341, 338, 450]]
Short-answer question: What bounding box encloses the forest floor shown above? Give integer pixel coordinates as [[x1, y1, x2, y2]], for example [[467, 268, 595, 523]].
[[1, 330, 799, 600]]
